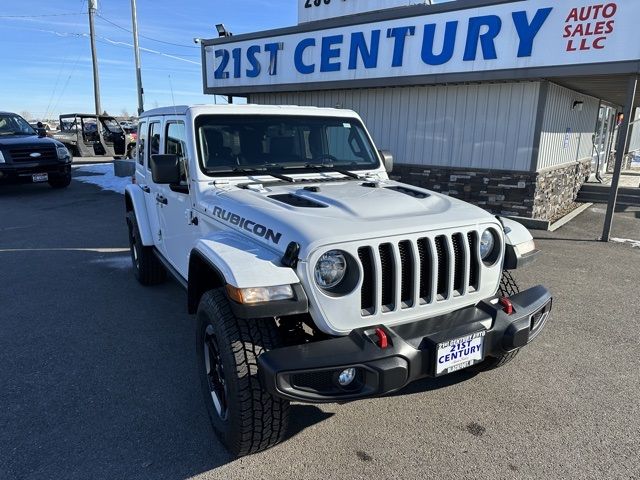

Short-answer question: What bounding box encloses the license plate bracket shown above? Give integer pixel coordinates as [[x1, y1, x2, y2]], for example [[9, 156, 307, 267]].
[[435, 331, 486, 376]]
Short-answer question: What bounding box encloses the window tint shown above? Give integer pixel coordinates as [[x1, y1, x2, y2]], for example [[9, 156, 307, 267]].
[[148, 122, 160, 168], [137, 121, 147, 165], [165, 122, 188, 184], [165, 122, 187, 159]]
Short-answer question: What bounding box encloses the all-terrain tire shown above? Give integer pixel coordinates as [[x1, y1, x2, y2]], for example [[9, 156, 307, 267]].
[[126, 211, 166, 285], [472, 270, 522, 371], [497, 269, 520, 297], [196, 289, 290, 457], [48, 173, 72, 189]]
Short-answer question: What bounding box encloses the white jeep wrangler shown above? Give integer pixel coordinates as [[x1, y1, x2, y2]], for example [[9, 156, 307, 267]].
[[125, 105, 551, 456]]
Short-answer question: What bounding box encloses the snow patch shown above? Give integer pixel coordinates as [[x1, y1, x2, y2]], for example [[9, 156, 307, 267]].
[[74, 164, 130, 195], [611, 238, 640, 249]]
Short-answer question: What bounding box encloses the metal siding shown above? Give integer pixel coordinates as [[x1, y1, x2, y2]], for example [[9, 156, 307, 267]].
[[535, 82, 600, 171], [249, 82, 540, 171]]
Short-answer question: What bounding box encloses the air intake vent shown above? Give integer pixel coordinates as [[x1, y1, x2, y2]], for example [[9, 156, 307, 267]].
[[385, 186, 429, 199], [268, 194, 327, 208]]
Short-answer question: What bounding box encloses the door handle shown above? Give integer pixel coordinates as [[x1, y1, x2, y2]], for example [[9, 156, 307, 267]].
[[156, 194, 168, 205], [140, 185, 150, 193]]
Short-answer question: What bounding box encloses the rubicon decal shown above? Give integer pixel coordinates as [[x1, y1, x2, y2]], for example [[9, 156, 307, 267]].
[[213, 207, 282, 245]]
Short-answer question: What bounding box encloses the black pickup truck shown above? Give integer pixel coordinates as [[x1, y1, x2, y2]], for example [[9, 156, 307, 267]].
[[0, 111, 72, 188]]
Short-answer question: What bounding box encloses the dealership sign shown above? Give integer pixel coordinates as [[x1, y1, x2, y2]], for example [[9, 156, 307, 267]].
[[299, 0, 427, 24], [203, 0, 640, 93]]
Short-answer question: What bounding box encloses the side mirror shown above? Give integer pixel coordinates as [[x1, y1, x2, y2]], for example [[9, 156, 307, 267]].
[[378, 150, 393, 172], [150, 154, 181, 184]]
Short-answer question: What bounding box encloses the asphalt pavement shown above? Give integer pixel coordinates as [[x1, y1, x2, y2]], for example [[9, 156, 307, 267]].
[[1, 177, 639, 480]]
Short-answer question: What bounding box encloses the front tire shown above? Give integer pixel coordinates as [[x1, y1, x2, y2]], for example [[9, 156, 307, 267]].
[[48, 172, 72, 189], [196, 289, 290, 457], [473, 270, 522, 371], [126, 211, 166, 285]]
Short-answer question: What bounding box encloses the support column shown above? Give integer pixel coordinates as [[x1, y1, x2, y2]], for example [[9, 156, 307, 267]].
[[602, 75, 638, 242]]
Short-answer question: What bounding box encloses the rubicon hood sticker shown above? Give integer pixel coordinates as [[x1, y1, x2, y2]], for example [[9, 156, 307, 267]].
[[213, 206, 282, 245]]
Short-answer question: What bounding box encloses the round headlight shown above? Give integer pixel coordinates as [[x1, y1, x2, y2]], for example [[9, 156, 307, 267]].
[[314, 250, 347, 289], [480, 229, 496, 260]]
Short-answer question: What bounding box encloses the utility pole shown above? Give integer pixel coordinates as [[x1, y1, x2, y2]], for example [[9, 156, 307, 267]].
[[130, 0, 144, 115], [88, 0, 102, 116]]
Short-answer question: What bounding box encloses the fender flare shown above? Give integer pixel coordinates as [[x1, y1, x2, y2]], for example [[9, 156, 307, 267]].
[[498, 217, 539, 270], [125, 184, 154, 246], [188, 232, 306, 317], [191, 232, 300, 289]]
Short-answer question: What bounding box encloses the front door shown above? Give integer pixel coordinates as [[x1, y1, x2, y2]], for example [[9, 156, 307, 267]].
[[592, 105, 617, 179], [154, 120, 198, 278]]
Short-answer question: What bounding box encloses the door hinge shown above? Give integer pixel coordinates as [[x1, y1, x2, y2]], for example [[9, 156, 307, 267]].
[[186, 209, 199, 226]]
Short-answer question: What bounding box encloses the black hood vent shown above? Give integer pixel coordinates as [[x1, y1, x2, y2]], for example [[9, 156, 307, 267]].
[[269, 194, 327, 208], [385, 186, 429, 199]]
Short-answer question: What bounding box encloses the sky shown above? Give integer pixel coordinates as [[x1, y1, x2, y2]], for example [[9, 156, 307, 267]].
[[0, 0, 298, 120]]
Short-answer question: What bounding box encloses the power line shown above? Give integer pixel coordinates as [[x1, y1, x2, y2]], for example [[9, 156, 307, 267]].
[[96, 14, 200, 49], [0, 13, 87, 18]]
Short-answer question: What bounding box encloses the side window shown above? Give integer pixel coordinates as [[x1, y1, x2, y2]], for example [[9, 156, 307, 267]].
[[137, 121, 147, 165], [165, 121, 188, 184], [147, 122, 161, 169]]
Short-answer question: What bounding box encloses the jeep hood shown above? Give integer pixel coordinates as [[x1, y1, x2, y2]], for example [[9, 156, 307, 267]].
[[198, 178, 500, 257]]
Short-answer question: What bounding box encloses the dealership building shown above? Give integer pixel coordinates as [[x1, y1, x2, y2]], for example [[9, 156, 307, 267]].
[[202, 0, 640, 221]]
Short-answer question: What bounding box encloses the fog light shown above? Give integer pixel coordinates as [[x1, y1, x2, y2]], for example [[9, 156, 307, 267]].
[[338, 368, 357, 386]]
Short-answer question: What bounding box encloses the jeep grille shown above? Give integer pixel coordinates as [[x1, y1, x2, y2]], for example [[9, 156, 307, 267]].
[[357, 232, 481, 316]]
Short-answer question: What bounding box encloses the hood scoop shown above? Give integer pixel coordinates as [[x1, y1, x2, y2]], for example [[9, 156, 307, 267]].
[[384, 185, 429, 199], [269, 193, 327, 208]]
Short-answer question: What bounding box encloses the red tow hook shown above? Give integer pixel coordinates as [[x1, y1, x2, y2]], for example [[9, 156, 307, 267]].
[[374, 327, 389, 349], [499, 297, 514, 315]]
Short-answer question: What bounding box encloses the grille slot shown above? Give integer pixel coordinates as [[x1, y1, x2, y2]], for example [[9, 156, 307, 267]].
[[358, 247, 375, 315], [398, 240, 414, 308], [355, 230, 482, 317], [378, 243, 395, 311], [416, 238, 432, 304], [467, 232, 480, 291], [9, 145, 57, 162], [452, 233, 465, 295], [434, 236, 449, 300]]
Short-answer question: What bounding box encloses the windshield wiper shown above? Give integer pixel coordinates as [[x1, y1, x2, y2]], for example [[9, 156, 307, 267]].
[[303, 163, 361, 179], [232, 166, 296, 183]]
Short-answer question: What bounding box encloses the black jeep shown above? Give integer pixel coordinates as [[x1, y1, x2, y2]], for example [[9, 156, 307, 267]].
[[0, 111, 72, 188]]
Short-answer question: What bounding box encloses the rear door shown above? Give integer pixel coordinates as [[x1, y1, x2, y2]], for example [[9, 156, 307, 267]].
[[137, 119, 162, 250]]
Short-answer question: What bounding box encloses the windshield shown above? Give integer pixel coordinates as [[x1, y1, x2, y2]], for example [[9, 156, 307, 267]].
[[0, 114, 36, 136], [195, 115, 380, 176]]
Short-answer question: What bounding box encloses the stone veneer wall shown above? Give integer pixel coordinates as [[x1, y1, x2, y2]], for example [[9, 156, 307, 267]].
[[533, 159, 592, 220], [391, 159, 592, 221]]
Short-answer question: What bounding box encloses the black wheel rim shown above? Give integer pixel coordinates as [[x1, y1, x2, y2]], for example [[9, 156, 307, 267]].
[[203, 325, 228, 420], [128, 224, 140, 269]]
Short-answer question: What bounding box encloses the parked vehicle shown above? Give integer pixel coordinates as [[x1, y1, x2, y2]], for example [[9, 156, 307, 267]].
[[123, 125, 137, 159], [53, 114, 127, 157], [0, 111, 72, 188], [125, 105, 551, 457]]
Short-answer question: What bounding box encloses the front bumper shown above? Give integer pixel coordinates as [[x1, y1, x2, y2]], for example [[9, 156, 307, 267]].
[[0, 161, 71, 184], [259, 285, 552, 403]]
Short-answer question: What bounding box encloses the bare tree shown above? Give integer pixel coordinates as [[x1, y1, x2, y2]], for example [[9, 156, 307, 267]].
[[121, 108, 130, 118], [20, 111, 32, 120]]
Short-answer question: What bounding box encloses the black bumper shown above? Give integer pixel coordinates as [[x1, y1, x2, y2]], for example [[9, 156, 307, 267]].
[[0, 162, 71, 184], [259, 285, 552, 403]]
